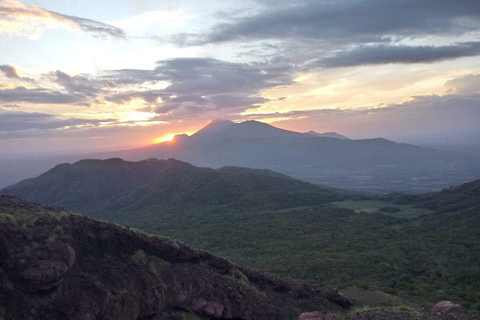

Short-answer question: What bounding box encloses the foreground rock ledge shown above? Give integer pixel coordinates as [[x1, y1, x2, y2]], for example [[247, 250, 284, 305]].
[[0, 195, 351, 320]]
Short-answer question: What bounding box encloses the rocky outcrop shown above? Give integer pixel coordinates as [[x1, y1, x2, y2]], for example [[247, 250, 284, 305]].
[[0, 196, 351, 320], [433, 301, 465, 314]]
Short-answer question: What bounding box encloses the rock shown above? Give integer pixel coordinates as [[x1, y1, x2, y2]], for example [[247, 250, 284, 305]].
[[21, 260, 69, 291], [298, 311, 339, 320], [65, 244, 76, 267], [192, 298, 207, 311], [326, 290, 354, 308], [213, 301, 224, 318], [433, 301, 464, 314], [204, 302, 216, 316]]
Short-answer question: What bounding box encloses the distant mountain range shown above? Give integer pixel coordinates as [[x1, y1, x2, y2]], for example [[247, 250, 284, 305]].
[[304, 130, 350, 140], [1, 158, 338, 213], [1, 119, 479, 192], [104, 120, 480, 193]]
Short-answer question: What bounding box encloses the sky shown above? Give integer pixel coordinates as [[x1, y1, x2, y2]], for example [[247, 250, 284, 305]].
[[1, 0, 480, 154]]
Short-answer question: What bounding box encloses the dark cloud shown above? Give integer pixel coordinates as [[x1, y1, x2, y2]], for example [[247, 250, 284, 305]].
[[0, 111, 114, 132], [312, 42, 480, 68], [46, 70, 114, 97], [0, 87, 84, 104], [104, 90, 168, 104], [103, 69, 165, 85], [153, 58, 291, 117], [200, 0, 480, 45], [0, 64, 20, 78], [0, 64, 34, 82], [207, 94, 267, 110], [58, 14, 126, 39], [156, 58, 291, 93], [103, 58, 293, 119], [168, 0, 480, 67]]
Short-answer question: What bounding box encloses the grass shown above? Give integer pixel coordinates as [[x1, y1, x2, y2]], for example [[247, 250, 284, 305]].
[[275, 206, 312, 213], [339, 286, 409, 307], [332, 200, 432, 218], [334, 305, 424, 319]]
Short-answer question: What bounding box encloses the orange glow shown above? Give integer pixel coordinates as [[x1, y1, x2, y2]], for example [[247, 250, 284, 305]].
[[155, 133, 177, 143], [0, 0, 78, 38], [153, 131, 195, 144]]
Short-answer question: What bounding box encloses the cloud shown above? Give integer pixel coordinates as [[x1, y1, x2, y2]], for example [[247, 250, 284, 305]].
[[103, 57, 293, 119], [103, 69, 165, 85], [0, 111, 113, 131], [0, 58, 286, 117], [200, 0, 480, 45], [45, 70, 114, 97], [0, 64, 34, 82], [167, 0, 480, 68], [0, 0, 125, 39], [313, 42, 480, 68], [0, 86, 85, 104], [251, 93, 480, 144], [0, 64, 19, 78], [445, 74, 480, 94], [104, 90, 168, 104]]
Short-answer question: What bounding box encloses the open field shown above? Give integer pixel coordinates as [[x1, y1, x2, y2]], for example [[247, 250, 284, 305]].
[[332, 200, 432, 218]]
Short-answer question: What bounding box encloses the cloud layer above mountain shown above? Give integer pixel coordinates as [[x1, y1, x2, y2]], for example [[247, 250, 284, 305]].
[[1, 0, 479, 153]]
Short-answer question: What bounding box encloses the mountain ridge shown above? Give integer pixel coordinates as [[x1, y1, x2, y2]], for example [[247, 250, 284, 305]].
[[101, 120, 480, 193], [304, 130, 350, 140], [1, 119, 479, 193], [1, 158, 339, 213]]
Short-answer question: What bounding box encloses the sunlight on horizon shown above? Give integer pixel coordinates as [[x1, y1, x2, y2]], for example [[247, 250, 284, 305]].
[[155, 133, 176, 143]]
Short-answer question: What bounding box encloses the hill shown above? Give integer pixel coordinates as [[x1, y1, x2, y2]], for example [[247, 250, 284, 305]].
[[0, 195, 354, 320], [1, 120, 478, 193], [1, 158, 339, 213], [396, 179, 480, 213], [106, 120, 480, 193], [3, 158, 480, 313]]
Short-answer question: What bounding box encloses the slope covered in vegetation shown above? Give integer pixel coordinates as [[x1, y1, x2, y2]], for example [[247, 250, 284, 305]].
[[1, 158, 339, 213], [84, 180, 480, 313], [2, 159, 479, 313], [0, 195, 354, 320]]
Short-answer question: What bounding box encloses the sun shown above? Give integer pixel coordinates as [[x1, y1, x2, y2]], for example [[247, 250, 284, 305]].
[[155, 134, 176, 143]]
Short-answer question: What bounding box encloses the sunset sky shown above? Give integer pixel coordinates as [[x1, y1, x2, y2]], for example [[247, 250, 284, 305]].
[[1, 0, 480, 154]]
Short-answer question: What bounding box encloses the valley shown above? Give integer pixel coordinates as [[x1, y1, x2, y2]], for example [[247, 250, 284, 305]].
[[2, 158, 480, 315], [2, 1, 480, 319]]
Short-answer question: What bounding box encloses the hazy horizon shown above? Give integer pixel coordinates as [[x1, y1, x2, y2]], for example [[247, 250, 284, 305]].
[[1, 0, 480, 154]]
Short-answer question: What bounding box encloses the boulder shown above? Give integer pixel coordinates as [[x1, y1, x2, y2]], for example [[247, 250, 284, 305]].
[[433, 301, 464, 314]]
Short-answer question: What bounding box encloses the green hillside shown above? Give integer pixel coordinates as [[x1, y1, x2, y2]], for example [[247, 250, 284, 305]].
[[92, 180, 480, 313], [2, 160, 480, 313], [1, 158, 339, 212], [0, 195, 352, 320]]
